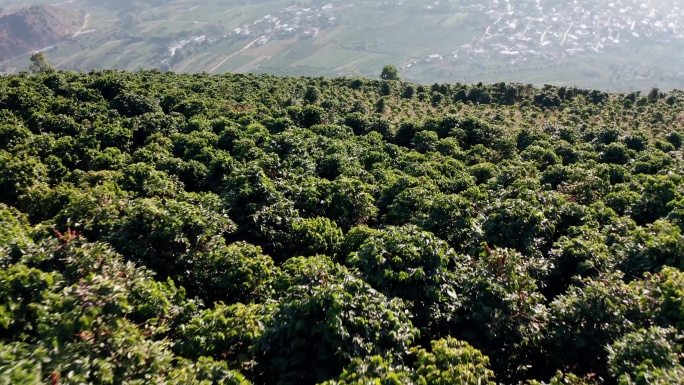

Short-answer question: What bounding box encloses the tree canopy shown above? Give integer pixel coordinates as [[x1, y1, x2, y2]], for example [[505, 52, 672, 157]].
[[380, 64, 401, 81]]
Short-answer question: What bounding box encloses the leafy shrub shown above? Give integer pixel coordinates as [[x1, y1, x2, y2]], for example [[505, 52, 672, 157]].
[[255, 258, 418, 385]]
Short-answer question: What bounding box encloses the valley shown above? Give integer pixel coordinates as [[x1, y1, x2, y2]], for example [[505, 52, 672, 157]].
[[1, 0, 683, 91]]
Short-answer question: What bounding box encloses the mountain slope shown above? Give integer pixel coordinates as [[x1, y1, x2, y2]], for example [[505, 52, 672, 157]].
[[0, 5, 84, 61]]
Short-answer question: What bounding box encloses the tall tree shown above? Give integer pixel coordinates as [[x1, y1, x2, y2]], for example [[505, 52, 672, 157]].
[[29, 52, 53, 74], [380, 64, 401, 81]]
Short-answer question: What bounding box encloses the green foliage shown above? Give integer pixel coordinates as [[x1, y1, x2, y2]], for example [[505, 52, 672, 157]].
[[29, 52, 53, 74], [615, 221, 684, 279], [0, 151, 48, 205], [323, 337, 495, 385], [345, 225, 458, 334], [2, 70, 684, 384], [543, 273, 662, 378], [547, 225, 615, 294], [256, 257, 418, 385], [450, 246, 548, 377], [0, 240, 249, 384], [607, 327, 684, 385], [0, 204, 31, 261], [176, 302, 274, 370], [320, 355, 415, 385], [482, 197, 552, 256], [527, 371, 602, 385], [165, 357, 253, 385], [657, 267, 684, 330], [412, 337, 495, 385], [380, 65, 401, 81], [290, 217, 344, 257], [190, 241, 276, 304]]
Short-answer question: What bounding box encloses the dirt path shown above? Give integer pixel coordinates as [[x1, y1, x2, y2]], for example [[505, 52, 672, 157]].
[[73, 13, 90, 37], [51, 0, 75, 6], [208, 36, 263, 74], [561, 23, 574, 45]]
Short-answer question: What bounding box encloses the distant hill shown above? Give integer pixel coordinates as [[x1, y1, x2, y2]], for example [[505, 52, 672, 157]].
[[0, 5, 84, 61]]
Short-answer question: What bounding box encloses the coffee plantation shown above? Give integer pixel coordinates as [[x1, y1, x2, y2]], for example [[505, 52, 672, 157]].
[[1, 70, 684, 384]]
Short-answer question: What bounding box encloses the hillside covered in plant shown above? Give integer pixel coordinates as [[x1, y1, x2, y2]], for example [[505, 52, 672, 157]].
[[2, 70, 684, 384]]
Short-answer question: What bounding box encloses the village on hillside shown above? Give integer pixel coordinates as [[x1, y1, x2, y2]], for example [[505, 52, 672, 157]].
[[229, 3, 344, 42], [155, 0, 684, 80], [162, 2, 344, 63], [403, 0, 684, 70]]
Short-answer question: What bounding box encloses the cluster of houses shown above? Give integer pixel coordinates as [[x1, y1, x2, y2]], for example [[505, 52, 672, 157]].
[[228, 3, 342, 43], [162, 2, 343, 62], [404, 0, 683, 69], [160, 0, 683, 73]]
